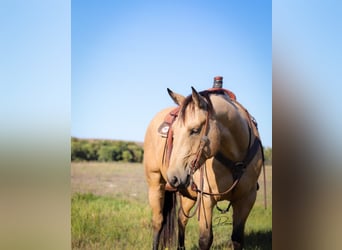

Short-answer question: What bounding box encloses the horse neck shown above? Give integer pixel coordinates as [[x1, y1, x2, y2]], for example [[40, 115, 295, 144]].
[[211, 95, 251, 162]]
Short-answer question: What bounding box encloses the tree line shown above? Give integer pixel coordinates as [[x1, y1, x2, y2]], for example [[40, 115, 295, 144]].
[[71, 137, 272, 165], [71, 137, 144, 163]]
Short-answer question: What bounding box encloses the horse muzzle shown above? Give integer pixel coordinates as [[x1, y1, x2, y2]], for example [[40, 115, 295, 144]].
[[166, 166, 191, 189]]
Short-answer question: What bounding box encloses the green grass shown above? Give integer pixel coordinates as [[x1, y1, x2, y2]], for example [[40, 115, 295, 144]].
[[71, 193, 152, 249], [71, 193, 271, 249], [71, 163, 271, 249]]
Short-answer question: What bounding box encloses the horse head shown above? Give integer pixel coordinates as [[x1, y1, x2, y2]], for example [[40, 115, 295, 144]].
[[166, 87, 220, 189]]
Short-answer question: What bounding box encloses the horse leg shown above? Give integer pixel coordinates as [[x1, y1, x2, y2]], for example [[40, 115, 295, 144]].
[[148, 181, 165, 250], [230, 189, 257, 250], [198, 196, 214, 250], [178, 195, 196, 249]]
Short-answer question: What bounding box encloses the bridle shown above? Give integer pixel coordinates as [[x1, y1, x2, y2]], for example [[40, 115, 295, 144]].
[[189, 114, 210, 174], [177, 93, 266, 223], [163, 91, 266, 221]]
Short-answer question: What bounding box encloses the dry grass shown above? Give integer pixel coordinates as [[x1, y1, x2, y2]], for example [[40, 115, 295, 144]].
[[71, 162, 271, 206], [256, 165, 272, 207], [71, 162, 148, 202]]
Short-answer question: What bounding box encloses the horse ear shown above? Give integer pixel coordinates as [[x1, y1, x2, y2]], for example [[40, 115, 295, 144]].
[[191, 87, 207, 109], [167, 88, 185, 106]]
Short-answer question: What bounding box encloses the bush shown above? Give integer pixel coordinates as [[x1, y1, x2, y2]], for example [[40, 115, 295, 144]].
[[71, 138, 144, 163], [98, 146, 114, 162], [122, 150, 134, 162]]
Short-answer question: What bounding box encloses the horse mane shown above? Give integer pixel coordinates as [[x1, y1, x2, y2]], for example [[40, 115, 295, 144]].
[[179, 90, 215, 123]]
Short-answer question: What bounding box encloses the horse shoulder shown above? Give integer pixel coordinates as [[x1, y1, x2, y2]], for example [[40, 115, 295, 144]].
[[144, 107, 176, 178]]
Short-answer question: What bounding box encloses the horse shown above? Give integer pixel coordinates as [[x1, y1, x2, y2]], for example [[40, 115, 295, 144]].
[[144, 86, 264, 250]]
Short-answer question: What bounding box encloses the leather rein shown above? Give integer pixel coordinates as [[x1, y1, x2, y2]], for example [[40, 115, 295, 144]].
[[178, 93, 265, 221], [162, 90, 267, 222], [163, 91, 264, 196], [190, 111, 263, 197], [163, 89, 264, 193]]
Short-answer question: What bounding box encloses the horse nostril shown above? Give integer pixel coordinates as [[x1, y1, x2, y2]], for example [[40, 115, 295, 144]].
[[169, 176, 179, 188]]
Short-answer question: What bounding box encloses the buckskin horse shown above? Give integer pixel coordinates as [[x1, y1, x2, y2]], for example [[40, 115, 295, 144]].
[[144, 84, 264, 250]]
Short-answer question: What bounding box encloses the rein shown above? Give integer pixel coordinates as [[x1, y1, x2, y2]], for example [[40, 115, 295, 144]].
[[188, 92, 260, 196], [162, 107, 180, 168], [189, 116, 210, 174], [179, 93, 241, 223], [164, 89, 267, 221], [190, 129, 261, 197]]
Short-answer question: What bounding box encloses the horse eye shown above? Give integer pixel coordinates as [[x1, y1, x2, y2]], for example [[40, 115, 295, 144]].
[[190, 127, 200, 135]]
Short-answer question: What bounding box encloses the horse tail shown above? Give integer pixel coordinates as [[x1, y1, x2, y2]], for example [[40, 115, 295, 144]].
[[160, 190, 177, 249]]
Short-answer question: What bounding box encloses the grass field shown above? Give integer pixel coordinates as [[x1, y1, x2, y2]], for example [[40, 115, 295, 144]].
[[71, 162, 272, 249]]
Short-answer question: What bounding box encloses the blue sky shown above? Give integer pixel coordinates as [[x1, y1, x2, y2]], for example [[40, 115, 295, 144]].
[[72, 1, 272, 147]]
